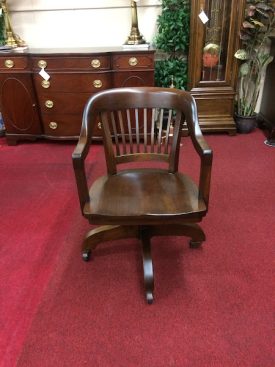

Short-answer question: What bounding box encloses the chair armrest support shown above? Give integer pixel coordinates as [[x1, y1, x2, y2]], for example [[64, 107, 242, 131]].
[[190, 131, 213, 208], [185, 97, 213, 208], [199, 150, 212, 208], [72, 137, 90, 213]]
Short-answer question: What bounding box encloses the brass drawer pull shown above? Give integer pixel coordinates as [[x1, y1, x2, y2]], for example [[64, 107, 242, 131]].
[[49, 121, 58, 130], [91, 59, 101, 68], [41, 80, 50, 88], [97, 122, 102, 130], [38, 60, 47, 68], [128, 57, 138, 66], [93, 80, 103, 88], [45, 100, 54, 108], [5, 59, 14, 68]]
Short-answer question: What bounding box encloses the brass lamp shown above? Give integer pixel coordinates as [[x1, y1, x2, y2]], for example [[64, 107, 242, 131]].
[[125, 0, 146, 45], [1, 0, 26, 47]]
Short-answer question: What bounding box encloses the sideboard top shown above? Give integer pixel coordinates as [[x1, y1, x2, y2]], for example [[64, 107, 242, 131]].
[[0, 46, 155, 56]]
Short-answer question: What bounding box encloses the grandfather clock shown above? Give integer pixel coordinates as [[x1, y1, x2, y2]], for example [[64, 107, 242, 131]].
[[188, 0, 245, 135], [258, 36, 275, 146]]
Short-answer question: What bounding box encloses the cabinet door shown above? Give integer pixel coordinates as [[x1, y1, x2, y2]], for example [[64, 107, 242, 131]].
[[0, 74, 42, 142], [188, 0, 245, 134], [113, 71, 154, 88]]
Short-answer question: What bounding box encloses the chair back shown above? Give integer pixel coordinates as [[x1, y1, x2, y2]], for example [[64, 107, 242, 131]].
[[81, 87, 200, 174]]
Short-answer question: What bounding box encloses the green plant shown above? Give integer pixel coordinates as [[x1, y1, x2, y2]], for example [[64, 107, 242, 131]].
[[0, 7, 5, 45], [154, 58, 188, 89], [154, 0, 190, 89], [234, 0, 275, 116]]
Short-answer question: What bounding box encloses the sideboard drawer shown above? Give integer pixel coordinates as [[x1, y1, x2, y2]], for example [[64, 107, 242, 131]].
[[42, 114, 82, 137], [33, 73, 112, 93], [41, 113, 103, 137], [38, 92, 91, 114], [32, 55, 111, 71], [112, 53, 154, 70], [0, 56, 29, 70]]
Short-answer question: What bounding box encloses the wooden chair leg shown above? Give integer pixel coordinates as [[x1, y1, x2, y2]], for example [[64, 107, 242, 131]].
[[82, 225, 139, 261], [149, 223, 206, 248], [140, 228, 154, 304]]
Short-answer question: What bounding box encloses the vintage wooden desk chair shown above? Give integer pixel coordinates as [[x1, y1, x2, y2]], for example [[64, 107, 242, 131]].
[[72, 87, 213, 304]]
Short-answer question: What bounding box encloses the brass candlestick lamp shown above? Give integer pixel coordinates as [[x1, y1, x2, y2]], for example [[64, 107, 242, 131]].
[[1, 0, 26, 47], [125, 0, 146, 45]]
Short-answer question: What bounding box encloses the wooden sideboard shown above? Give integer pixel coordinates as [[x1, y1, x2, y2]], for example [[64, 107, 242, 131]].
[[0, 47, 155, 145]]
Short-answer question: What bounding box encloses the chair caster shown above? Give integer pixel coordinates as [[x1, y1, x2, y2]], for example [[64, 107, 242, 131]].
[[189, 240, 202, 249], [146, 292, 154, 305], [82, 250, 91, 262]]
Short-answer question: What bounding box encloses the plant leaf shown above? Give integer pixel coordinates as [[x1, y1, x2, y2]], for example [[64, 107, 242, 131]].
[[240, 31, 252, 41], [250, 19, 265, 27], [247, 5, 256, 17], [239, 62, 250, 76], [234, 49, 248, 60], [243, 20, 255, 28], [255, 8, 269, 19], [256, 3, 274, 12], [259, 55, 274, 68]]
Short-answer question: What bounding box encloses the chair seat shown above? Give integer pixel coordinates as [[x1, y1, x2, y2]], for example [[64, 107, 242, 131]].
[[84, 169, 206, 224]]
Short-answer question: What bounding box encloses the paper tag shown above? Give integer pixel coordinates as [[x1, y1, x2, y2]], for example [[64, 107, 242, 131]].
[[0, 9, 2, 16], [198, 10, 209, 24], [39, 67, 50, 81]]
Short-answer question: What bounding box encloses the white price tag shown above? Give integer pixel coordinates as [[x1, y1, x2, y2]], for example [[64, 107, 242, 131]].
[[39, 67, 50, 81], [0, 9, 2, 16], [198, 10, 209, 24]]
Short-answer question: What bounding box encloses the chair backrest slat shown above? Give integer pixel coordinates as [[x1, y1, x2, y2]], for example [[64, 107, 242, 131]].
[[157, 109, 164, 153], [143, 108, 148, 153], [150, 108, 156, 153], [135, 108, 140, 153], [118, 111, 127, 155], [111, 111, 120, 156], [164, 109, 173, 154], [126, 109, 134, 154]]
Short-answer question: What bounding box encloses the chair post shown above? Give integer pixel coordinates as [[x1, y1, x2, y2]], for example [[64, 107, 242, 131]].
[[139, 227, 154, 304]]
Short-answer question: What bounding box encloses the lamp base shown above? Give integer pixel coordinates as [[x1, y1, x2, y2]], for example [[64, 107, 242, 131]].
[[125, 32, 146, 45], [5, 31, 17, 48]]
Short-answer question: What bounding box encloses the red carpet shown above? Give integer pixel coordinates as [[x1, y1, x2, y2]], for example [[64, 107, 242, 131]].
[[0, 130, 274, 367]]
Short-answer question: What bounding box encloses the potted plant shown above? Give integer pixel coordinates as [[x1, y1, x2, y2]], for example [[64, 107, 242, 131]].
[[234, 0, 275, 133], [154, 0, 190, 90]]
